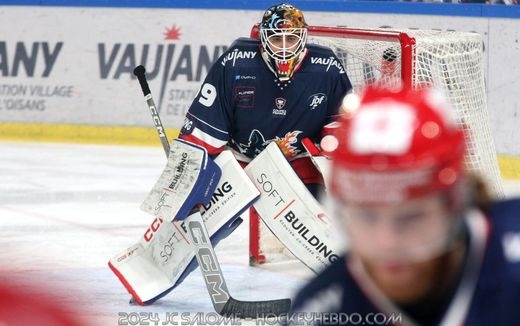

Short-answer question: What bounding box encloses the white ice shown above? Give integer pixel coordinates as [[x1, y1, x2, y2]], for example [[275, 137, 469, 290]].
[[0, 141, 314, 326], [1, 141, 519, 326]]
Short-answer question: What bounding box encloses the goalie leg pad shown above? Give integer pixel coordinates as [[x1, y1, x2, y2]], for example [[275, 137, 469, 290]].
[[109, 150, 260, 304], [245, 142, 345, 273], [139, 216, 243, 305]]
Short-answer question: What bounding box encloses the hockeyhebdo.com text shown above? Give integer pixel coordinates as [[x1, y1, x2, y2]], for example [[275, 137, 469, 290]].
[[118, 311, 403, 325]]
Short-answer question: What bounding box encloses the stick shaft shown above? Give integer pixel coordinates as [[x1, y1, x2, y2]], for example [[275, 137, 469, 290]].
[[133, 65, 170, 156]]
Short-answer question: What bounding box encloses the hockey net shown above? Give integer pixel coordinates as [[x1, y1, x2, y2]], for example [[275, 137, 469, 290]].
[[249, 25, 504, 265]]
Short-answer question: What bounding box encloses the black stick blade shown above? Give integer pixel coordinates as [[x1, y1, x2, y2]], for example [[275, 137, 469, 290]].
[[219, 297, 291, 319]]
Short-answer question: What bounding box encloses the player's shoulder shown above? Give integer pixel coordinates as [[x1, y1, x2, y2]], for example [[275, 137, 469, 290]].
[[488, 196, 520, 213], [290, 256, 347, 312], [468, 198, 520, 321], [479, 198, 520, 280], [304, 44, 346, 74], [486, 197, 520, 230], [217, 37, 261, 67]]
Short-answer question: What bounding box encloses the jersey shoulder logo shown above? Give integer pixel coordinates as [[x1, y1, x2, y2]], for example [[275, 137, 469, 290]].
[[220, 48, 258, 67], [310, 56, 345, 74]]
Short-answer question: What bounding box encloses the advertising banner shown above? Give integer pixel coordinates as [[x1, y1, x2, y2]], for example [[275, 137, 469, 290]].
[[0, 7, 259, 128], [1, 6, 519, 157]]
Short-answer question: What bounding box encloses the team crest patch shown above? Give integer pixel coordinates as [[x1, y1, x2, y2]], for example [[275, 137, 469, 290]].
[[273, 98, 287, 116], [275, 98, 286, 109]]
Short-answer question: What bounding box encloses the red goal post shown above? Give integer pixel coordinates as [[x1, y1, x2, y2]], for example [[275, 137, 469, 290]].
[[248, 24, 503, 265]]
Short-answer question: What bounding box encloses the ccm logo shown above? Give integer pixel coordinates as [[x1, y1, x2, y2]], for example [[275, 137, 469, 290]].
[[143, 217, 164, 242], [188, 220, 229, 304]]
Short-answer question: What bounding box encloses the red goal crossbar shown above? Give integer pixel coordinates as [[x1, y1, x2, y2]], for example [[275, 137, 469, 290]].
[[250, 24, 416, 89]]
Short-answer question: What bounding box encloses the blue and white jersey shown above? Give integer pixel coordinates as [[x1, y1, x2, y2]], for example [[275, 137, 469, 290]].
[[288, 198, 520, 326], [179, 37, 352, 184]]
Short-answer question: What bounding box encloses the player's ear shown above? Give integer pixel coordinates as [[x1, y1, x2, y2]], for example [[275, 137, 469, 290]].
[[466, 173, 492, 211]]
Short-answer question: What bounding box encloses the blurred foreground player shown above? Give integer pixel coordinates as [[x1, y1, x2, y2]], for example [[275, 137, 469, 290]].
[[289, 86, 520, 325], [0, 278, 86, 326]]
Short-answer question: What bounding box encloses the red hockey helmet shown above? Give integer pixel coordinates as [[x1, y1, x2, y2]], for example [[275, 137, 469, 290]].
[[330, 86, 466, 205]]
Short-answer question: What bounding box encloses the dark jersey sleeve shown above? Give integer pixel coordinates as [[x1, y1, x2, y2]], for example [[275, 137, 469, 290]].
[[178, 40, 250, 155]]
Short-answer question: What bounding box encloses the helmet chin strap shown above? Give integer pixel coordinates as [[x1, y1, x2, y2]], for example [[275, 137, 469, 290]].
[[261, 49, 306, 81]]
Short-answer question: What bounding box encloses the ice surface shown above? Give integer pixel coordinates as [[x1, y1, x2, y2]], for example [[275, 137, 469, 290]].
[[0, 142, 312, 326]]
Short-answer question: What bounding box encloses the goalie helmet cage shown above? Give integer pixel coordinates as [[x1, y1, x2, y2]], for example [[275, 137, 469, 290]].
[[249, 25, 504, 265]]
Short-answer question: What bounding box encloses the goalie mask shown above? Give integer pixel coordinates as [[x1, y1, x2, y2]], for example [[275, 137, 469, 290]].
[[259, 3, 308, 81]]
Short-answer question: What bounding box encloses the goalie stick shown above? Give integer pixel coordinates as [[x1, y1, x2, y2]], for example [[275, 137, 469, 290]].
[[133, 65, 291, 318]]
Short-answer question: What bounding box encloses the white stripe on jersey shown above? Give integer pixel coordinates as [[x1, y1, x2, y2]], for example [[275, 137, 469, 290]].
[[439, 209, 488, 326], [186, 112, 229, 136], [191, 127, 228, 149]]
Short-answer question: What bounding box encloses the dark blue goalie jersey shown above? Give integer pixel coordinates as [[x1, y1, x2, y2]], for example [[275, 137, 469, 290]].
[[288, 198, 520, 326], [179, 37, 352, 184]]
